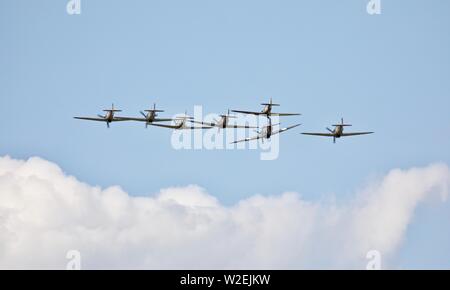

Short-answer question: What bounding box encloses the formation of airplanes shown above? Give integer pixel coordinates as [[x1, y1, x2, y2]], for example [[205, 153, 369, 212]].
[[74, 98, 374, 144]]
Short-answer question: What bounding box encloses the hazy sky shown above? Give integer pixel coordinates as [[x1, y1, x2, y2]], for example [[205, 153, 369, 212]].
[[1, 0, 450, 269]]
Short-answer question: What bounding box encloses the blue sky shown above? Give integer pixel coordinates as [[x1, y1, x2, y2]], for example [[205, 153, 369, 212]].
[[1, 0, 450, 268]]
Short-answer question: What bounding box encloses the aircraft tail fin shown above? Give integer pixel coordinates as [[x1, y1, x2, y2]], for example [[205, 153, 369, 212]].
[[103, 103, 122, 112], [261, 97, 280, 106], [333, 118, 351, 127]]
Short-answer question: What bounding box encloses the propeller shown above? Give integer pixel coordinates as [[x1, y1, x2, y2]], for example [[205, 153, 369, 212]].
[[326, 127, 334, 133], [137, 111, 149, 128]]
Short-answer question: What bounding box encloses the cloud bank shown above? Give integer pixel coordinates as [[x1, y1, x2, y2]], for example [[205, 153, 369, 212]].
[[0, 156, 449, 269]]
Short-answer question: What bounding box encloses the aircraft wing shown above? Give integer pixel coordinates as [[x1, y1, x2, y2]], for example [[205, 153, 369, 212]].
[[74, 117, 106, 122], [272, 124, 301, 135], [232, 110, 301, 116], [149, 123, 181, 129], [185, 126, 213, 130], [150, 123, 211, 129], [154, 118, 173, 122], [226, 124, 257, 129], [114, 117, 173, 122], [189, 120, 217, 127], [269, 113, 301, 116], [231, 135, 261, 144], [231, 110, 265, 116], [301, 132, 335, 137], [113, 117, 146, 122], [341, 132, 374, 137]]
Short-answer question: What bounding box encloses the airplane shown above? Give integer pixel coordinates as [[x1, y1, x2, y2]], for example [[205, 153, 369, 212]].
[[302, 118, 374, 143], [149, 111, 213, 130], [231, 117, 301, 144], [117, 103, 173, 128], [74, 103, 128, 128], [231, 97, 300, 118], [188, 109, 257, 132]]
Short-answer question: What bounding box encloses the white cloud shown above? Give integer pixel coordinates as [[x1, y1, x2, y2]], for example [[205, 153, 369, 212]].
[[0, 155, 448, 269]]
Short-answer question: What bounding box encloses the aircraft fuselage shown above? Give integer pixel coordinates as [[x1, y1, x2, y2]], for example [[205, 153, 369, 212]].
[[218, 116, 227, 128], [334, 125, 344, 137], [105, 111, 114, 122], [261, 105, 272, 115], [261, 125, 272, 139], [147, 111, 157, 122]]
